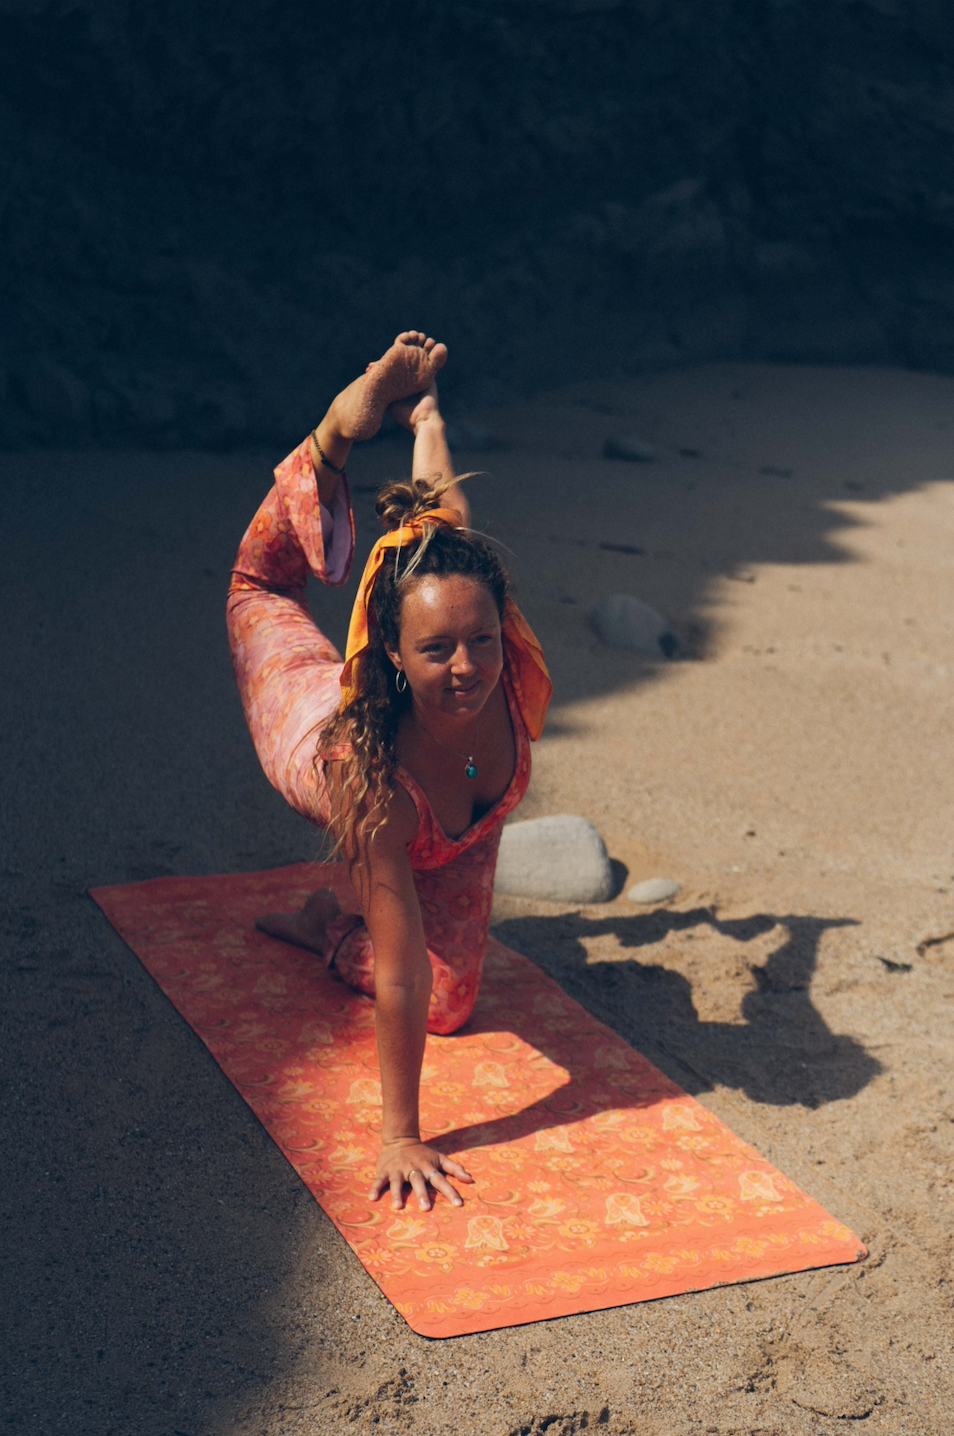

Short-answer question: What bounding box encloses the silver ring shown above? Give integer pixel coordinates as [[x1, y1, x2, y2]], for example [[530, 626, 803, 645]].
[[426, 1170, 440, 1181]]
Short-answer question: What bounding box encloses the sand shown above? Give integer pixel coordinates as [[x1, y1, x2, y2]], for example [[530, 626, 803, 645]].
[[2, 363, 954, 1433]]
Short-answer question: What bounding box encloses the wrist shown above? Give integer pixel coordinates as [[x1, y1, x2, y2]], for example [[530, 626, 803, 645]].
[[411, 410, 444, 438], [381, 1130, 421, 1148]]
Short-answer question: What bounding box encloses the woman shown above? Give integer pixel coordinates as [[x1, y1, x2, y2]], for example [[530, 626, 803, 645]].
[[227, 332, 551, 1216]]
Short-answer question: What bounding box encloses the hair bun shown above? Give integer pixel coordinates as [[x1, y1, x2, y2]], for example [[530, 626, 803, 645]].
[[374, 474, 456, 531]]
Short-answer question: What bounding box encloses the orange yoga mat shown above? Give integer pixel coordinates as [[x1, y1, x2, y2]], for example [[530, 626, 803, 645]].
[[90, 864, 866, 1338]]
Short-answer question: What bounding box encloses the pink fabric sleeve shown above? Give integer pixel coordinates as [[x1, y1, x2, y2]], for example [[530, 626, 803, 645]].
[[226, 437, 356, 825], [230, 435, 355, 591], [318, 481, 351, 586]]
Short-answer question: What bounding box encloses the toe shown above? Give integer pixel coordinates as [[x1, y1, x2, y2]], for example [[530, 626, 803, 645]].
[[429, 341, 448, 370]]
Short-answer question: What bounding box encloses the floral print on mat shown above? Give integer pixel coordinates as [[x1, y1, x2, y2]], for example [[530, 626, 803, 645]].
[[90, 864, 867, 1339]]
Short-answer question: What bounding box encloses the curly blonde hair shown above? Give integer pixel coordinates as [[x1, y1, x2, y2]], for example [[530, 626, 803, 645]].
[[315, 474, 510, 857]]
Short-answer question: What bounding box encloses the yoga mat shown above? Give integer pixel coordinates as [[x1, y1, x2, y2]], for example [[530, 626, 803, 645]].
[[91, 864, 866, 1338]]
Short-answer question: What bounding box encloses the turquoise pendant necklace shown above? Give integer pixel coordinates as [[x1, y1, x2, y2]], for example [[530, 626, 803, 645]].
[[414, 708, 484, 780]]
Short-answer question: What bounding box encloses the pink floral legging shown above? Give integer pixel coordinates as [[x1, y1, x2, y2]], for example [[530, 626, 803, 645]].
[[226, 437, 531, 1034]]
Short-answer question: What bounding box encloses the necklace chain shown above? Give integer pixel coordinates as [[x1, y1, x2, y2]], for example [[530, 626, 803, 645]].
[[413, 708, 485, 779]]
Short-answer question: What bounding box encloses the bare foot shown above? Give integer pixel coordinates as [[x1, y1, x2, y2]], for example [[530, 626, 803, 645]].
[[255, 888, 341, 955], [332, 331, 448, 442]]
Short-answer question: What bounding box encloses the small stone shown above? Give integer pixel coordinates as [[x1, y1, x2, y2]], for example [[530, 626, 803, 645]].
[[603, 433, 658, 462], [494, 815, 614, 903], [445, 419, 495, 452], [591, 593, 677, 656], [626, 877, 682, 904]]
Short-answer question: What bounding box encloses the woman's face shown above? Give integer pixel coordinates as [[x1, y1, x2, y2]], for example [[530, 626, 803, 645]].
[[386, 574, 503, 719]]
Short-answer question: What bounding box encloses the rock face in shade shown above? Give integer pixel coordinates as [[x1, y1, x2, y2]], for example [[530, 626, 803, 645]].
[[5, 2, 954, 446], [627, 878, 682, 904], [494, 815, 614, 904], [592, 594, 677, 657]]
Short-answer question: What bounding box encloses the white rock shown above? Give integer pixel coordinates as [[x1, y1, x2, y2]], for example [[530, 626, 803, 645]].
[[627, 877, 682, 904], [591, 593, 677, 656], [494, 815, 614, 903], [603, 433, 658, 462]]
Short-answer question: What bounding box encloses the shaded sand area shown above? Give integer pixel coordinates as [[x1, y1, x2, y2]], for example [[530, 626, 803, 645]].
[[2, 364, 954, 1433]]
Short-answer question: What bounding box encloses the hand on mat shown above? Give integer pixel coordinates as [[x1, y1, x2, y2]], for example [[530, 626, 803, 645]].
[[370, 1140, 474, 1211]]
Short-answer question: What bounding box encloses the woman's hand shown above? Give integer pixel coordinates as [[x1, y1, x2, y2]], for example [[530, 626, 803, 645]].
[[386, 380, 472, 526], [387, 381, 440, 435], [370, 1139, 474, 1211]]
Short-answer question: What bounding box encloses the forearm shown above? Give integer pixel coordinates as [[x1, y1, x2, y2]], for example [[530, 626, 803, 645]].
[[356, 825, 474, 1208], [412, 414, 471, 527], [352, 803, 443, 1159], [374, 970, 432, 1142]]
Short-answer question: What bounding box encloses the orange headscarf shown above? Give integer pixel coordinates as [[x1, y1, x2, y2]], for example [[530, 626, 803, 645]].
[[339, 509, 552, 740]]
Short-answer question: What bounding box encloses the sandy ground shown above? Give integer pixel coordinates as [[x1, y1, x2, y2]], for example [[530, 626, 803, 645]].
[[3, 363, 954, 1434]]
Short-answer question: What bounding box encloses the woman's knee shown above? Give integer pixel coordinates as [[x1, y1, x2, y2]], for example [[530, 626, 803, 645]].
[[425, 967, 480, 1035], [425, 1004, 472, 1036]]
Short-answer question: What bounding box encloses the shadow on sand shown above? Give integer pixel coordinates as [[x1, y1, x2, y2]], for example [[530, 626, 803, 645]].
[[475, 907, 880, 1123]]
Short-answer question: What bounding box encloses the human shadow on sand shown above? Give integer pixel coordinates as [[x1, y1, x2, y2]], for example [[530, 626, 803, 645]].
[[433, 906, 880, 1156]]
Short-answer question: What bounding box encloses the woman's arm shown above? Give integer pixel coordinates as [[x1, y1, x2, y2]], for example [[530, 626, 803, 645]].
[[348, 790, 474, 1211], [389, 383, 472, 528]]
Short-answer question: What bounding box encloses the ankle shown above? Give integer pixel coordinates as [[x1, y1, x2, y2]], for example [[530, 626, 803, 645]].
[[323, 398, 352, 446]]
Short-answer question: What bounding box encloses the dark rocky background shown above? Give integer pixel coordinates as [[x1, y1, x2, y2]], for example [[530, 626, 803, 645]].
[[3, 0, 954, 449]]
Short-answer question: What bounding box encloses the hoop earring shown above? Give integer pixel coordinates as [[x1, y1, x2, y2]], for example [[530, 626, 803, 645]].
[[395, 670, 408, 693]]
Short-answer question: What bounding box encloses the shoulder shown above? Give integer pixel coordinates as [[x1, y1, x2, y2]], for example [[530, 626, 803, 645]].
[[370, 780, 419, 853], [326, 760, 419, 863]]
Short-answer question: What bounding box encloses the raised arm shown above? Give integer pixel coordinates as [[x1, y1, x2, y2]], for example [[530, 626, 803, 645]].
[[346, 787, 474, 1211], [388, 382, 472, 528]]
